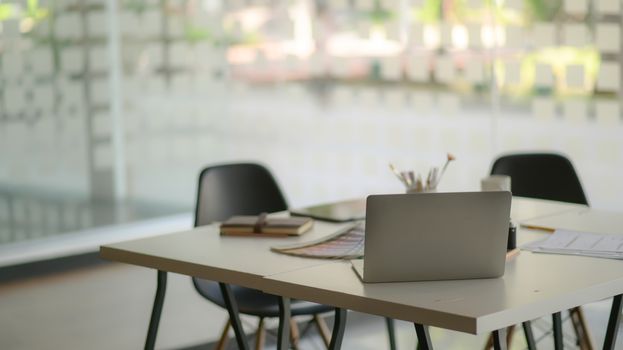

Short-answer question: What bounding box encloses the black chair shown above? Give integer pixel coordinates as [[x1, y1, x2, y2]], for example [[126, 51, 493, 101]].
[[491, 153, 588, 205], [192, 163, 397, 349], [489, 153, 592, 350]]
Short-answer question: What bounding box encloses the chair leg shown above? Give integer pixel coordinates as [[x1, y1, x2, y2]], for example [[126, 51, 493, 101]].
[[553, 312, 563, 350], [255, 317, 265, 350], [570, 307, 595, 350], [215, 319, 231, 350], [483, 325, 515, 350], [505, 325, 516, 346], [483, 332, 493, 350], [492, 328, 508, 350], [314, 314, 332, 348], [290, 318, 300, 350], [522, 321, 537, 350]]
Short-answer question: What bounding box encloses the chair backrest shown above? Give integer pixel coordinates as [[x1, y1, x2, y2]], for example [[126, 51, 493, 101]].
[[194, 163, 288, 226], [490, 153, 588, 205]]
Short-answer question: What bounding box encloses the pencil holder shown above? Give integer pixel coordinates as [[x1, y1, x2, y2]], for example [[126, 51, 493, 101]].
[[406, 187, 437, 194], [390, 153, 455, 194]]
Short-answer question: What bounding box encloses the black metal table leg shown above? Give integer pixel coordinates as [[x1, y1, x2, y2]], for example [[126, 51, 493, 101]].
[[492, 328, 508, 350], [553, 312, 563, 350], [414, 323, 432, 350], [277, 297, 291, 350], [604, 294, 623, 350], [385, 317, 397, 350], [219, 283, 250, 350], [328, 308, 347, 350], [145, 270, 167, 350], [522, 321, 537, 350]]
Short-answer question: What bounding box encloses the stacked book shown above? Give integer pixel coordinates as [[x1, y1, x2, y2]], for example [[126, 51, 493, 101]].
[[220, 214, 313, 236]]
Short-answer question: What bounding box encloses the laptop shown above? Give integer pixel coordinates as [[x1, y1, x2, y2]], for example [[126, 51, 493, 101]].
[[352, 191, 511, 283]]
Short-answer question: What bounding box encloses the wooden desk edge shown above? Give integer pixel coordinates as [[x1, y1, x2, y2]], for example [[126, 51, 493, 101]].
[[99, 246, 266, 289]]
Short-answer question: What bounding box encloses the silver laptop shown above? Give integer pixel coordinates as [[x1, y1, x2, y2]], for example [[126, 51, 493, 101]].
[[352, 191, 511, 283]]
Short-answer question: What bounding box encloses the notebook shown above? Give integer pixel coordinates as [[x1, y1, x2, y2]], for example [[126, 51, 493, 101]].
[[352, 191, 512, 283], [220, 215, 313, 236]]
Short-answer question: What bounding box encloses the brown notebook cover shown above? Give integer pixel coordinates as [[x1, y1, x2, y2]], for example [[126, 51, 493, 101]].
[[220, 214, 313, 236]]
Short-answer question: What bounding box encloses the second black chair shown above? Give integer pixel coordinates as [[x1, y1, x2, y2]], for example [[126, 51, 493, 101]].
[[489, 153, 592, 350], [491, 153, 588, 205], [192, 163, 398, 349]]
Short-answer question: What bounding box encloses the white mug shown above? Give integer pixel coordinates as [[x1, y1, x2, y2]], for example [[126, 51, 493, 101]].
[[481, 175, 511, 192]]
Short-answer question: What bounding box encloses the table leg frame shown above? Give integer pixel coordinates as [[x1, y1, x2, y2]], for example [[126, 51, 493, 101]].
[[219, 282, 250, 350], [277, 297, 291, 350], [328, 308, 347, 350], [604, 294, 623, 350], [145, 270, 167, 350], [415, 323, 432, 350], [492, 328, 508, 350], [553, 312, 563, 350], [144, 275, 623, 350], [386, 317, 397, 350]]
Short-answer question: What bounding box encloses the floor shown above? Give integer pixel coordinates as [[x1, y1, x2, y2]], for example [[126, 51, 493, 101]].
[[1, 261, 621, 350]]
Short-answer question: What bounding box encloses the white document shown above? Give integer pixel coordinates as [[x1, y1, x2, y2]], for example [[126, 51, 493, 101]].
[[595, 100, 620, 125], [524, 229, 623, 259], [597, 0, 620, 14], [564, 0, 587, 14], [598, 63, 621, 92], [596, 24, 620, 53], [533, 23, 556, 47], [563, 24, 588, 46]]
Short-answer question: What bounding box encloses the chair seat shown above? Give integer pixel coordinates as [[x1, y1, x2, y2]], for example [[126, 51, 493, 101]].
[[193, 278, 334, 318]]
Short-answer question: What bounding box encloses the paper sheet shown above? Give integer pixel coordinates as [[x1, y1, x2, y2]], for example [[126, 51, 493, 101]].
[[505, 61, 521, 85], [597, 0, 620, 14], [381, 57, 402, 81], [532, 97, 556, 119], [598, 63, 621, 92], [523, 229, 623, 259], [595, 100, 620, 125], [272, 223, 364, 259], [563, 100, 588, 122], [465, 60, 485, 84], [407, 56, 429, 82], [564, 0, 587, 14], [563, 24, 588, 46], [435, 56, 455, 83], [534, 64, 554, 88], [565, 64, 585, 88], [596, 24, 620, 53], [533, 23, 555, 47]]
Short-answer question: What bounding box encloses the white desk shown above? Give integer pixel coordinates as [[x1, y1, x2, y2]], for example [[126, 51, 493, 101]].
[[510, 196, 586, 222], [100, 219, 353, 291], [100, 197, 622, 350], [262, 229, 623, 334], [101, 219, 354, 350], [521, 207, 623, 235]]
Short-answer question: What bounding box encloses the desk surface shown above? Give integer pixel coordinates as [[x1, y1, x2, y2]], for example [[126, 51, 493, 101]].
[[262, 229, 623, 334], [100, 219, 354, 290], [510, 196, 585, 221], [100, 197, 613, 337], [101, 197, 580, 287], [521, 207, 623, 234]]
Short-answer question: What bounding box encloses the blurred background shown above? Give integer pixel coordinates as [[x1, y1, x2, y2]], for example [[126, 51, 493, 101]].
[[0, 0, 623, 349], [1, 1, 623, 349]]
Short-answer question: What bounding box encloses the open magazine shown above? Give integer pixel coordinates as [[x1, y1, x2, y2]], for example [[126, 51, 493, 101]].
[[271, 223, 364, 259]]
